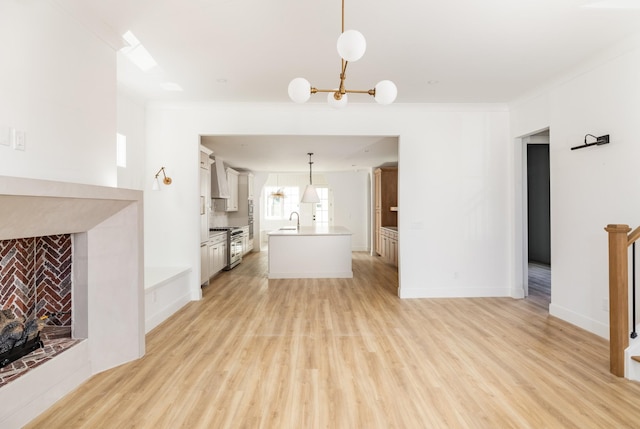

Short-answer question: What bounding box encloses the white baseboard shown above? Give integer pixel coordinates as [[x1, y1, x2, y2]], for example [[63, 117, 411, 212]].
[[549, 302, 608, 339], [145, 292, 192, 333], [399, 286, 511, 299]]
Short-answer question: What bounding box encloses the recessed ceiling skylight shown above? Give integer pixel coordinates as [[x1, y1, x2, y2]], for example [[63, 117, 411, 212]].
[[582, 0, 640, 8], [120, 30, 158, 72]]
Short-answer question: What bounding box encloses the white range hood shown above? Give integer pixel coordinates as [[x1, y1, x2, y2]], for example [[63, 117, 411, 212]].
[[210, 156, 230, 199]]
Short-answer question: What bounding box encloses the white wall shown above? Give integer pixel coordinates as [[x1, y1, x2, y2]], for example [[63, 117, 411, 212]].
[[117, 93, 146, 190], [145, 103, 511, 301], [325, 170, 370, 251], [143, 107, 201, 298], [0, 1, 117, 186], [510, 37, 640, 338]]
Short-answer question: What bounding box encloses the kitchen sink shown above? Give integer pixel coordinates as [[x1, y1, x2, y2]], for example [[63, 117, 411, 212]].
[[279, 226, 298, 230]]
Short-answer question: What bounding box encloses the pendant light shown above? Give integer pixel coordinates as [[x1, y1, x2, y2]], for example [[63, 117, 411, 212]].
[[287, 0, 397, 107], [270, 174, 286, 200], [301, 153, 320, 203]]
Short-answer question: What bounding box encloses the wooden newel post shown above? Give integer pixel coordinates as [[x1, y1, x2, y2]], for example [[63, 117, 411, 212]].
[[605, 224, 632, 377]]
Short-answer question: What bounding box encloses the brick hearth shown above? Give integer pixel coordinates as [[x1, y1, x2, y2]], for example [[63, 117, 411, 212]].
[[0, 326, 80, 387]]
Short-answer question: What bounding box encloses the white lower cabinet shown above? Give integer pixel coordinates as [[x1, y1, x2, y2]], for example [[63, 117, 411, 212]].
[[208, 242, 217, 277], [209, 232, 228, 277], [241, 226, 251, 255], [200, 244, 209, 284]]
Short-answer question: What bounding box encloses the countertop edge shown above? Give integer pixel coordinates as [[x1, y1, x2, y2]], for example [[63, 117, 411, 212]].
[[268, 226, 352, 236]]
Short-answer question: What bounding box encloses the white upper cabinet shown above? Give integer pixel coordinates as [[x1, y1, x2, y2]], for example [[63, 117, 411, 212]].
[[199, 151, 210, 170]]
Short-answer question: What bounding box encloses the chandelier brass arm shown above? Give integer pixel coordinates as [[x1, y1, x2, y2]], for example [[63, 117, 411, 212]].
[[309, 59, 377, 101], [311, 87, 376, 98]]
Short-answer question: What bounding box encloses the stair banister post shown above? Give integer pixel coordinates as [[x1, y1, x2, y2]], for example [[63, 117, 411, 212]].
[[605, 224, 632, 377]]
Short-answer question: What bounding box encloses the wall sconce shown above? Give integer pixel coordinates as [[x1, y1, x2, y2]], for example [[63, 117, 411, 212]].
[[571, 134, 610, 150], [152, 167, 172, 190]]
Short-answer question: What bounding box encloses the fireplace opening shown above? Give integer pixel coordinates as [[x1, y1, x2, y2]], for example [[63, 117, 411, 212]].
[[0, 234, 80, 387], [0, 177, 144, 427]]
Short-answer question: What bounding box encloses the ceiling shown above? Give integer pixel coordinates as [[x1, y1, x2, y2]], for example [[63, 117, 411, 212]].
[[57, 0, 640, 171]]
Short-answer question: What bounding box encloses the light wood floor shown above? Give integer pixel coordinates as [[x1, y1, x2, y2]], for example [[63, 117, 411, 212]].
[[26, 252, 640, 428]]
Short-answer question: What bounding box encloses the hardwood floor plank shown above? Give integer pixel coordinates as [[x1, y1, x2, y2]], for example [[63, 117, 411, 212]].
[[24, 251, 640, 428]]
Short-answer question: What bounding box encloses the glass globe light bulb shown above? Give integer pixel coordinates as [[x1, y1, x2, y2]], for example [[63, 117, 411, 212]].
[[288, 78, 311, 103], [337, 30, 366, 62], [374, 80, 397, 105]]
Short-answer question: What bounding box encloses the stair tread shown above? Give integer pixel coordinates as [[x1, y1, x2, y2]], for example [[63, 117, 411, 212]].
[[632, 356, 640, 363]]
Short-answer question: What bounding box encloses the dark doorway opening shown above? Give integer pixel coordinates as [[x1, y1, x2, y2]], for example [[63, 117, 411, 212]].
[[527, 138, 551, 308]]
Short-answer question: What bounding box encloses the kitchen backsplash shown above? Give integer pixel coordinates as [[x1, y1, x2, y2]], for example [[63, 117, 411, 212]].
[[210, 209, 229, 228]]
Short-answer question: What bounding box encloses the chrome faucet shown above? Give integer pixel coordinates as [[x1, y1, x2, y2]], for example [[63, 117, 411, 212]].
[[289, 211, 300, 229]]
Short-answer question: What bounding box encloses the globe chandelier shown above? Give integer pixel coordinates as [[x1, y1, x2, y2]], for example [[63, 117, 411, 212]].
[[287, 0, 397, 108]]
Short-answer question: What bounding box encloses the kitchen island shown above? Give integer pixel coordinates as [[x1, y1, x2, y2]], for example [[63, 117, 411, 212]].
[[268, 226, 352, 279]]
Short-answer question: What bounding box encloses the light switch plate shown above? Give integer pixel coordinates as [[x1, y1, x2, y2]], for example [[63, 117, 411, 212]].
[[13, 130, 25, 151], [0, 127, 10, 147]]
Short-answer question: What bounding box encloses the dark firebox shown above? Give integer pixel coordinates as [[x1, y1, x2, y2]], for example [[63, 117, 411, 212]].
[[0, 309, 45, 368]]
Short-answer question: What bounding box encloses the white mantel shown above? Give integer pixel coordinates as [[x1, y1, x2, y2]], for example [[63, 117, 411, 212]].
[[0, 176, 145, 428]]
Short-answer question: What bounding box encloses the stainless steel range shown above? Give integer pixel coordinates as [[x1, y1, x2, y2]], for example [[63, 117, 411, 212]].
[[209, 227, 243, 270]]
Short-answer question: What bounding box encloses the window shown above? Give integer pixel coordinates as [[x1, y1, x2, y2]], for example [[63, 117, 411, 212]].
[[116, 133, 127, 168], [264, 186, 299, 219], [314, 186, 330, 226]]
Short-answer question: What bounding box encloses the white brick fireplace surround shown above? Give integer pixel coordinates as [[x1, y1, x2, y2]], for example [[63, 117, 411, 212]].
[[0, 176, 145, 428]]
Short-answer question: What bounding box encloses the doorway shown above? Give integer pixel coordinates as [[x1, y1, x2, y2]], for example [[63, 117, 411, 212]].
[[524, 130, 551, 309]]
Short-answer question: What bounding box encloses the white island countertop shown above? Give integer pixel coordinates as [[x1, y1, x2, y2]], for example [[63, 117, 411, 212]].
[[268, 225, 352, 236]]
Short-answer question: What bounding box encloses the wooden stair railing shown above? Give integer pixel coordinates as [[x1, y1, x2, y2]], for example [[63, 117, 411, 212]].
[[605, 224, 640, 377]]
